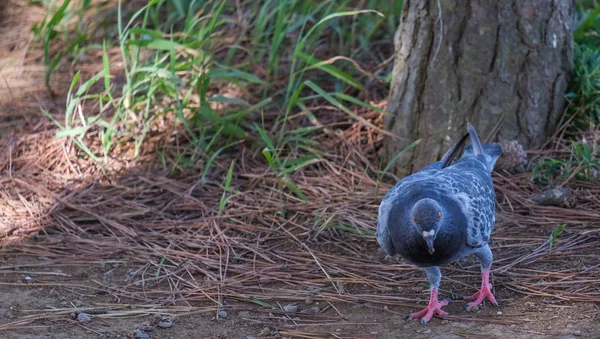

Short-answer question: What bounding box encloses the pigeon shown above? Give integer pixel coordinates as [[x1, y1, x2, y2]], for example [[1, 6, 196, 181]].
[[376, 123, 502, 324]]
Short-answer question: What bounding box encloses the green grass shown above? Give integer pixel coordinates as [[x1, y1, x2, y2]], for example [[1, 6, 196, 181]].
[[532, 139, 600, 184], [32, 0, 98, 93], [548, 224, 567, 254], [567, 2, 600, 128], [33, 0, 402, 203], [218, 159, 237, 215], [531, 2, 600, 185]]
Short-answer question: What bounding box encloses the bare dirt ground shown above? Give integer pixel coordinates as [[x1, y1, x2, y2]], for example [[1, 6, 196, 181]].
[[1, 1, 600, 338], [1, 259, 599, 339]]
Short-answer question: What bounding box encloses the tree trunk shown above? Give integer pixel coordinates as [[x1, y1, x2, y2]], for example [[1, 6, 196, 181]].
[[383, 0, 574, 177]]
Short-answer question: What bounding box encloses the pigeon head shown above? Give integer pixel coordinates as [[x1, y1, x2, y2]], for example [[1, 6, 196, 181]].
[[410, 198, 444, 255]]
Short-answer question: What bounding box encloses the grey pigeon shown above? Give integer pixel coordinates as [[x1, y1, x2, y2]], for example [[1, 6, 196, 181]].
[[376, 123, 502, 324]]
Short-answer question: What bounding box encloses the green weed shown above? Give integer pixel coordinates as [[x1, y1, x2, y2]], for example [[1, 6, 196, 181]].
[[548, 224, 567, 253], [568, 3, 600, 128], [218, 160, 237, 215], [533, 3, 600, 186], [32, 0, 94, 93], [532, 139, 600, 184], [35, 1, 398, 178]]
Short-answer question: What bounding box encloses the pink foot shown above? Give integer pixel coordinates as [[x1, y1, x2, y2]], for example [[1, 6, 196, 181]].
[[407, 288, 449, 324], [464, 268, 498, 310]]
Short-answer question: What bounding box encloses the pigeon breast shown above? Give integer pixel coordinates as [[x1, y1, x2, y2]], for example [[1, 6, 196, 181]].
[[376, 154, 495, 266], [386, 186, 469, 267]]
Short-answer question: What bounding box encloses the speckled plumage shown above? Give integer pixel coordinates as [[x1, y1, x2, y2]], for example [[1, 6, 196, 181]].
[[376, 124, 502, 324], [377, 145, 496, 259]]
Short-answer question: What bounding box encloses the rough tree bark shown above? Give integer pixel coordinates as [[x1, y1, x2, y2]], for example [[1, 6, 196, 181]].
[[383, 0, 574, 177]]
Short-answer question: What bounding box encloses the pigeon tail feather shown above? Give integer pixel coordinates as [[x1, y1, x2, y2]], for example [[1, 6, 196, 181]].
[[464, 143, 503, 173], [465, 123, 502, 172], [440, 133, 469, 169], [466, 123, 484, 156]]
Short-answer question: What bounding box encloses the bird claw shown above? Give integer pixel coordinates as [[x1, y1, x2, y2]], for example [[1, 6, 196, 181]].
[[407, 291, 449, 325], [464, 279, 498, 311]]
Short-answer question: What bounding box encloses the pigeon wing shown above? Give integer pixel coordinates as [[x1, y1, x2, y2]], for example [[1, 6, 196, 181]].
[[440, 158, 496, 248], [377, 129, 494, 254]]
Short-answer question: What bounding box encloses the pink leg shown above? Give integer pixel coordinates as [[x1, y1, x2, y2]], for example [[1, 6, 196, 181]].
[[464, 268, 498, 310], [407, 288, 449, 324]]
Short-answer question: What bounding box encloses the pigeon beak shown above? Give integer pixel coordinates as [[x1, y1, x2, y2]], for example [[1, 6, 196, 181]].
[[422, 230, 436, 255], [424, 236, 435, 255]]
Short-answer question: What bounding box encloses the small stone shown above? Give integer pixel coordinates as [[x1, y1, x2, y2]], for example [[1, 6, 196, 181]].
[[335, 329, 342, 333], [383, 306, 388, 311], [304, 297, 313, 305], [547, 326, 552, 330], [496, 311, 503, 315], [135, 330, 150, 339], [423, 329, 432, 334], [567, 324, 574, 329], [282, 304, 298, 313], [157, 320, 173, 329], [574, 330, 582, 336], [76, 312, 92, 323], [23, 275, 32, 283], [510, 324, 516, 328], [218, 310, 228, 319]]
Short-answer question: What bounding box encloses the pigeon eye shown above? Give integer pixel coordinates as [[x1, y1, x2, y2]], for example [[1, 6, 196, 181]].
[[437, 212, 442, 220], [412, 216, 417, 223]]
